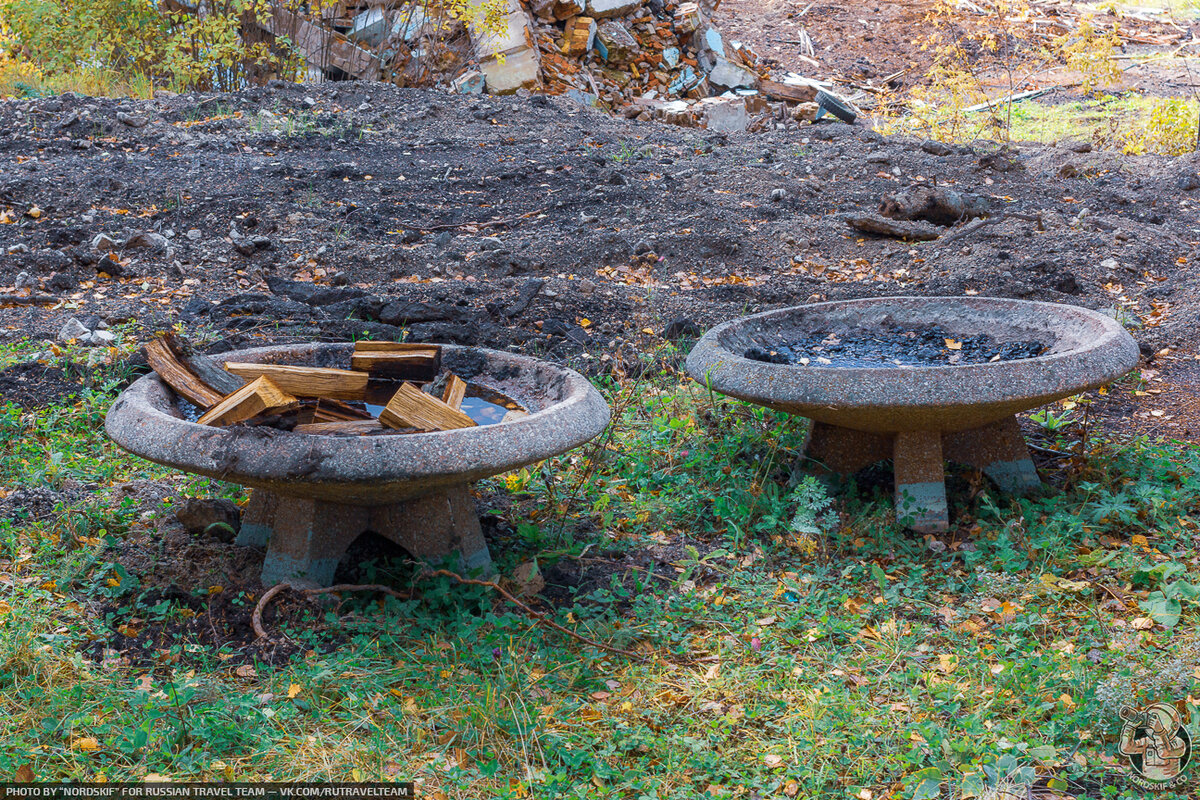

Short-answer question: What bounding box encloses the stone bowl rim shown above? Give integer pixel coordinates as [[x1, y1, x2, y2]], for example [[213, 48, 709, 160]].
[[105, 342, 611, 492], [686, 296, 1139, 412]]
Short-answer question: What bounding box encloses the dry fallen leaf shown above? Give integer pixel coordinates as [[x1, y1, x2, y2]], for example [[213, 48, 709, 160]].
[[944, 338, 962, 350], [288, 683, 302, 699], [73, 737, 100, 752]]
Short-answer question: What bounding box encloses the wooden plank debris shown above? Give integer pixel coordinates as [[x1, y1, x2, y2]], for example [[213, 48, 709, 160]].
[[294, 419, 387, 436], [758, 79, 818, 104], [306, 398, 374, 423], [379, 382, 476, 431], [442, 373, 468, 410], [197, 376, 298, 427], [224, 362, 369, 400], [144, 335, 227, 408], [257, 5, 382, 79], [351, 342, 441, 382]]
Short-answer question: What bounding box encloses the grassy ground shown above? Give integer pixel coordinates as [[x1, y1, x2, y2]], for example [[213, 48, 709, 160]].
[[1, 334, 1199, 798]]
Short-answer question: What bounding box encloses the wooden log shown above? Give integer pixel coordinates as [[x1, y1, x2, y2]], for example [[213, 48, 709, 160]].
[[758, 79, 818, 103], [197, 376, 298, 427], [144, 336, 225, 408], [294, 419, 388, 436], [442, 373, 468, 410], [351, 342, 441, 382], [223, 363, 369, 400], [844, 213, 942, 242], [879, 186, 990, 226], [181, 353, 245, 396], [256, 5, 382, 79], [309, 397, 374, 422], [379, 382, 476, 431]]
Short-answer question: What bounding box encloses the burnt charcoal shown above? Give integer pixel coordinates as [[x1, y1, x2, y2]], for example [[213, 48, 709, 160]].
[[745, 324, 1045, 368]]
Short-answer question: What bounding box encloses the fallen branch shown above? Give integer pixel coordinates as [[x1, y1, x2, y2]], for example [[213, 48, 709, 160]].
[[0, 293, 59, 306], [844, 213, 942, 241], [252, 582, 413, 640], [397, 207, 547, 233]]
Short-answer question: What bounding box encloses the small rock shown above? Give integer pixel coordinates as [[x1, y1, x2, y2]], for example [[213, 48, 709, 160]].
[[173, 497, 241, 541], [302, 96, 317, 108], [58, 317, 90, 342], [479, 236, 504, 250], [14, 271, 34, 291], [91, 234, 117, 252], [1178, 173, 1200, 192], [186, 229, 202, 241], [770, 188, 787, 203], [663, 318, 702, 339], [920, 139, 953, 156], [7, 244, 29, 255], [633, 239, 654, 255], [577, 278, 597, 295], [125, 231, 168, 252], [356, 101, 373, 112], [116, 112, 148, 128], [89, 329, 117, 345]]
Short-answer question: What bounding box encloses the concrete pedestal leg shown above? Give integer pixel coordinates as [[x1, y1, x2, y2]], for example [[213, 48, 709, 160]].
[[944, 416, 1041, 494], [893, 430, 948, 533], [236, 490, 278, 548], [246, 485, 493, 587]]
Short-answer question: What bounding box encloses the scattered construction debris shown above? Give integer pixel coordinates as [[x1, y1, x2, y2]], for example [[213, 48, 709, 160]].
[[237, 0, 858, 133], [140, 334, 525, 435]]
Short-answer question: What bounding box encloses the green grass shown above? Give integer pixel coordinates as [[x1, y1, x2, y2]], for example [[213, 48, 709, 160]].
[[1, 339, 1199, 797], [881, 90, 1200, 156]]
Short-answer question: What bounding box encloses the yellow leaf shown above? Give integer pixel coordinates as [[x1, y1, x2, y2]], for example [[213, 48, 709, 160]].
[[641, 327, 655, 335], [1131, 534, 1148, 547], [944, 338, 962, 350], [938, 654, 959, 674], [74, 737, 100, 752], [287, 683, 302, 699]]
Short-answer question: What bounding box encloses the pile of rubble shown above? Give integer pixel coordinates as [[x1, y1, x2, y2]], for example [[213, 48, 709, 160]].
[[259, 1, 853, 133]]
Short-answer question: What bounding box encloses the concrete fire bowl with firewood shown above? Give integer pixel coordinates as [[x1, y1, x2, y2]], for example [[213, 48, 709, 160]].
[[106, 342, 610, 587], [686, 297, 1138, 533]]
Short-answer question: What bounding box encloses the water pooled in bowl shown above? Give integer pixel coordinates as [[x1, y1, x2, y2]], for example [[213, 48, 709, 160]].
[[745, 324, 1047, 368], [363, 383, 521, 426]]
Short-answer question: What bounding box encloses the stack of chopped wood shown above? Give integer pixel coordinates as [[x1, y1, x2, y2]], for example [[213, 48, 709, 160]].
[[143, 334, 513, 435]]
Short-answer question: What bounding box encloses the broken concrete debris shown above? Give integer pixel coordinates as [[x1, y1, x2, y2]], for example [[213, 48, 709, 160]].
[[262, 0, 853, 133]]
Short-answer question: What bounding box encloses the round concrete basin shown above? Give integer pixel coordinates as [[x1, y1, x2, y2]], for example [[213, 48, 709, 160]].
[[107, 342, 610, 504], [686, 296, 1138, 435], [107, 342, 610, 586]]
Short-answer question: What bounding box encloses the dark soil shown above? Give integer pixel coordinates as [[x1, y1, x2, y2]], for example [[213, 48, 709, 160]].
[[0, 361, 86, 408], [1, 82, 1198, 364], [745, 324, 1045, 367]]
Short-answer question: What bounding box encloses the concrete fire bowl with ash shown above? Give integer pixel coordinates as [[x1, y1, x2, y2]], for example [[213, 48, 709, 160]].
[[106, 342, 610, 586], [686, 297, 1138, 532]]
